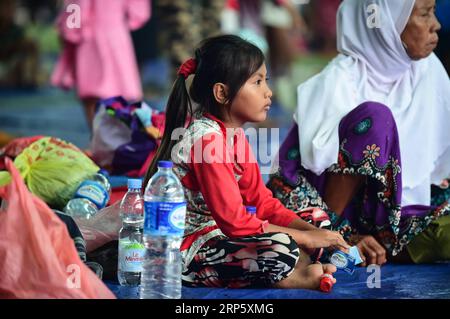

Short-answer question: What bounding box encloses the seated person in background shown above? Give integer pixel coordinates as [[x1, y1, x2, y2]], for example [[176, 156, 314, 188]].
[[0, 0, 39, 89]]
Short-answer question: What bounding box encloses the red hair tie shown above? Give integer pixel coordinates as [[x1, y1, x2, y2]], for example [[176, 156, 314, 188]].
[[177, 58, 197, 79]]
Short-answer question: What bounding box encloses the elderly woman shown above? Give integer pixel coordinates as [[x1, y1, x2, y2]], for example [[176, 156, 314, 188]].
[[268, 0, 450, 265]]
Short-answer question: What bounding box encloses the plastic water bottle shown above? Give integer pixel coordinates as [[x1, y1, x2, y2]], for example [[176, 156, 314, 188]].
[[63, 170, 111, 220], [96, 169, 112, 194], [118, 179, 145, 286], [140, 161, 186, 299], [246, 206, 257, 215]]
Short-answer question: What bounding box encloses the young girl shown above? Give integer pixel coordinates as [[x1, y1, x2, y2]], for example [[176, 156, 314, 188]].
[[144, 35, 349, 290]]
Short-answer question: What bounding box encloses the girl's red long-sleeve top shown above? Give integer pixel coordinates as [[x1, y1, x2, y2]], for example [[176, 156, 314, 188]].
[[178, 114, 299, 253]]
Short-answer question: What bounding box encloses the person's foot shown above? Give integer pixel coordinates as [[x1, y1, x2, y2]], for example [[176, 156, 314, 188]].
[[274, 262, 337, 290], [300, 262, 337, 290]]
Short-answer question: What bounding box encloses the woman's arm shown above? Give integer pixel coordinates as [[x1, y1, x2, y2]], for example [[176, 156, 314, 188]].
[[265, 223, 350, 251], [287, 216, 317, 231]]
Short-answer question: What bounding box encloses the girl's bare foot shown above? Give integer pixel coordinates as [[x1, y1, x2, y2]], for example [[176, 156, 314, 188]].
[[274, 250, 337, 290]]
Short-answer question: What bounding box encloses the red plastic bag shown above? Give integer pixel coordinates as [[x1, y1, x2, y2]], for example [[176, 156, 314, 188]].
[[0, 135, 44, 159], [0, 158, 115, 299], [0, 136, 44, 171]]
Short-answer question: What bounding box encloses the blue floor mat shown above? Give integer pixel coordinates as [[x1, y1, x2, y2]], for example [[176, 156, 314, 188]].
[[106, 263, 450, 299]]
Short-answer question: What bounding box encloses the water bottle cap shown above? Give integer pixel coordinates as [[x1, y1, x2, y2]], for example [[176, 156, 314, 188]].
[[127, 178, 142, 189], [98, 169, 109, 177], [158, 161, 173, 168], [246, 206, 257, 214]]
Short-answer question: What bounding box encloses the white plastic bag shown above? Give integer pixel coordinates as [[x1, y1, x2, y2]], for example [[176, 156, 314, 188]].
[[91, 105, 132, 169]]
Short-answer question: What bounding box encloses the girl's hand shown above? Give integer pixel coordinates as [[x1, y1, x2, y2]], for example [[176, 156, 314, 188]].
[[300, 229, 350, 252], [356, 235, 387, 266]]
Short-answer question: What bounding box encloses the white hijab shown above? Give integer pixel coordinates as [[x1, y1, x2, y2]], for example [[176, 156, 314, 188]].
[[295, 0, 450, 206]]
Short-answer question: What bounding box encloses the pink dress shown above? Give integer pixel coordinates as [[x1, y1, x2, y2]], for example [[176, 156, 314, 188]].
[[51, 0, 150, 101]]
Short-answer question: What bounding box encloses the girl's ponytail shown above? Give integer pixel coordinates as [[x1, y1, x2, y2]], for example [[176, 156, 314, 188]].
[[144, 59, 197, 187]]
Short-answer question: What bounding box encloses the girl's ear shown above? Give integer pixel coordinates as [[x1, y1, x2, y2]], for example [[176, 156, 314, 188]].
[[213, 83, 229, 105]]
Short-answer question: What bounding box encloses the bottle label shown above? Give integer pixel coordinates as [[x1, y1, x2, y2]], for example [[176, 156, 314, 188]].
[[118, 238, 145, 272], [75, 181, 109, 209], [144, 201, 187, 236], [329, 250, 356, 275]]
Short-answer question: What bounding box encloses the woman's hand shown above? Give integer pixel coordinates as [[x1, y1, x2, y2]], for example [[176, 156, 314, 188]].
[[356, 235, 387, 266], [300, 229, 350, 252]]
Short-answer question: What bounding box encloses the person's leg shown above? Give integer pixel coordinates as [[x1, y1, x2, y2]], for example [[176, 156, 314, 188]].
[[265, 26, 296, 77], [323, 173, 366, 216], [200, 0, 223, 40], [183, 232, 336, 290], [155, 0, 195, 81], [406, 215, 450, 263], [435, 215, 450, 261], [81, 97, 98, 130], [15, 38, 39, 88]]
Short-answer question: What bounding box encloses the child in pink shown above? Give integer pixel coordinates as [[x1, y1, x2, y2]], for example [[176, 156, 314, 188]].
[[51, 0, 151, 128]]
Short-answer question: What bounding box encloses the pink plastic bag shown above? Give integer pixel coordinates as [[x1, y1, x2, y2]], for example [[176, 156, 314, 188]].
[[0, 158, 115, 299]]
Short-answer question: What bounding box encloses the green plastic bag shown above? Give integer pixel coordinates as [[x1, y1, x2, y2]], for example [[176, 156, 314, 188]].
[[0, 137, 99, 210]]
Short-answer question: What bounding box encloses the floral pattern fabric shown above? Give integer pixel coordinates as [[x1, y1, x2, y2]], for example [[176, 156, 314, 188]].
[[269, 102, 450, 257]]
